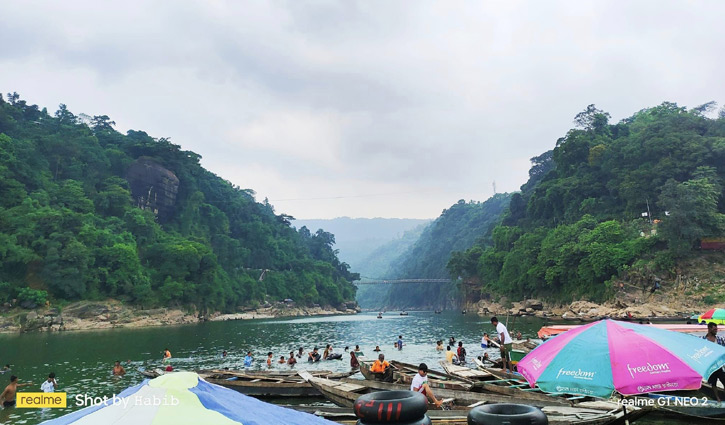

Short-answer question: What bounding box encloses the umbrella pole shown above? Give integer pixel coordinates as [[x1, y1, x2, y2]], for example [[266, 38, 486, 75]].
[[620, 395, 629, 425]]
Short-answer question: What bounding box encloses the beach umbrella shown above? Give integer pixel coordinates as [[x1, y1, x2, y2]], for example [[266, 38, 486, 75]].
[[698, 308, 725, 325], [517, 319, 725, 398], [40, 372, 337, 425]]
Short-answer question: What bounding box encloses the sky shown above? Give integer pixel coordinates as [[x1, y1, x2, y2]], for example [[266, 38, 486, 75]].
[[1, 1, 724, 219]]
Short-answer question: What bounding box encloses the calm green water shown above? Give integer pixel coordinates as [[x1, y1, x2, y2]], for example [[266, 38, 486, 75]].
[[0, 311, 703, 424]]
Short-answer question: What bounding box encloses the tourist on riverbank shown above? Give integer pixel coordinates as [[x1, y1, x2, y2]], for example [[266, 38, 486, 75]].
[[491, 317, 513, 373], [1, 375, 33, 408], [243, 351, 253, 367], [411, 363, 443, 408], [40, 373, 57, 393], [112, 361, 126, 376], [287, 352, 297, 365], [703, 322, 725, 401]]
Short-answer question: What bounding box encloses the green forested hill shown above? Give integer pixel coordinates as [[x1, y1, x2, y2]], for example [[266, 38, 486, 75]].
[[449, 103, 725, 302], [0, 93, 357, 311], [357, 194, 511, 309]]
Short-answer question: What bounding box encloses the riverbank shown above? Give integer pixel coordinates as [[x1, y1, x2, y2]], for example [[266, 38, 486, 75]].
[[0, 300, 360, 333], [469, 284, 711, 322]]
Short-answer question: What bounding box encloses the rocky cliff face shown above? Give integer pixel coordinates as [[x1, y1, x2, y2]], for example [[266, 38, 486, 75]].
[[126, 158, 179, 221]]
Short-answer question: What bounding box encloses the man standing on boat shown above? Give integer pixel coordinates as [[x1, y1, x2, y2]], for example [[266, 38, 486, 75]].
[[703, 322, 725, 402], [411, 363, 443, 408], [491, 317, 513, 373]]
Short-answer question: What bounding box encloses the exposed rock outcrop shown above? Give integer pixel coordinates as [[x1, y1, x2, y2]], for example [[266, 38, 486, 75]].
[[126, 157, 180, 221]]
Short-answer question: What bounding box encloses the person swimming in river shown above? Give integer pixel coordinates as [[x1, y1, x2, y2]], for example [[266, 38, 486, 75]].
[[278, 356, 286, 364], [112, 361, 126, 376], [296, 347, 304, 358], [266, 352, 274, 367], [287, 352, 297, 365], [436, 340, 444, 350], [323, 344, 342, 360], [308, 347, 321, 362]]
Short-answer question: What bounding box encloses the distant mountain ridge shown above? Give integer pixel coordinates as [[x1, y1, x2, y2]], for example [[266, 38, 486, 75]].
[[293, 217, 431, 274]]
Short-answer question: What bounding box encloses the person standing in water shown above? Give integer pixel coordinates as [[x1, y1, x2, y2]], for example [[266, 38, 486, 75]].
[[1, 376, 33, 408], [243, 351, 254, 367], [397, 335, 403, 350], [266, 352, 274, 367], [112, 361, 126, 376], [163, 348, 172, 363], [40, 373, 57, 393], [491, 317, 513, 373]]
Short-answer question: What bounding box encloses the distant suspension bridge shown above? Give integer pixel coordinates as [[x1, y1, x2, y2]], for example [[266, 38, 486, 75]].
[[353, 278, 454, 285]]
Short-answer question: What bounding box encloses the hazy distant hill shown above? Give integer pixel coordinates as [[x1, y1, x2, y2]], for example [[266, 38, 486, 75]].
[[293, 217, 431, 274]]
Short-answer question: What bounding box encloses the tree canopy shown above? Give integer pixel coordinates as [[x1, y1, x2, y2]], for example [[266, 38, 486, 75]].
[[0, 93, 357, 311], [449, 102, 725, 302]]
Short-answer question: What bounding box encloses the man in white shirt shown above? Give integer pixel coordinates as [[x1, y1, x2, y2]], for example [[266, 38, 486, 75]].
[[40, 373, 57, 393], [491, 317, 513, 373], [410, 363, 442, 408]]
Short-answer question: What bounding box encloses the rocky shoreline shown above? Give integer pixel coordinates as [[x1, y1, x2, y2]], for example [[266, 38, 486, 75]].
[[468, 289, 703, 322], [0, 300, 361, 334]]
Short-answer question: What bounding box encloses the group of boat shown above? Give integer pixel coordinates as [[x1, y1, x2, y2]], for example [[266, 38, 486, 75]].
[[135, 321, 725, 424], [155, 356, 649, 424]]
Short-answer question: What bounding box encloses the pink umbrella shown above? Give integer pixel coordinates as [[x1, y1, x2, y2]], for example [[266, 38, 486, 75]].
[[517, 319, 725, 397]]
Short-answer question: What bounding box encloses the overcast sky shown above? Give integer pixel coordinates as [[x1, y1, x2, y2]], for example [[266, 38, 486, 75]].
[[2, 1, 724, 219]]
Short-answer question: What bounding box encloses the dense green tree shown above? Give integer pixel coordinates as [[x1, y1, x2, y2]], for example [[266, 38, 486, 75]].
[[0, 93, 356, 310]]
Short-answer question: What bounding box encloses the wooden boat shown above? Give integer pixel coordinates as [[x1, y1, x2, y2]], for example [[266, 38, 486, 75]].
[[319, 377, 646, 424], [400, 311, 409, 316], [299, 371, 371, 407], [293, 404, 647, 425], [538, 324, 708, 339], [339, 377, 564, 407], [439, 361, 493, 381], [630, 391, 725, 420], [359, 360, 473, 391], [442, 361, 601, 406], [199, 369, 356, 398]]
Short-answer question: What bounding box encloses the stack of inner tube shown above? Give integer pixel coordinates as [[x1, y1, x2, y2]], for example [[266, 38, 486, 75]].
[[354, 391, 431, 425]]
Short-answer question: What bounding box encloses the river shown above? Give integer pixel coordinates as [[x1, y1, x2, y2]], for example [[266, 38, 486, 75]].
[[0, 311, 704, 424]]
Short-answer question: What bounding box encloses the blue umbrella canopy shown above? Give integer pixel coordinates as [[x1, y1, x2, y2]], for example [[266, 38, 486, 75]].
[[40, 372, 337, 425]]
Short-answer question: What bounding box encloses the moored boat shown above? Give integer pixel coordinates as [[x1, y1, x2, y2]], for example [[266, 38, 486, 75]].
[[314, 376, 645, 424], [199, 369, 357, 398], [359, 360, 473, 391]]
